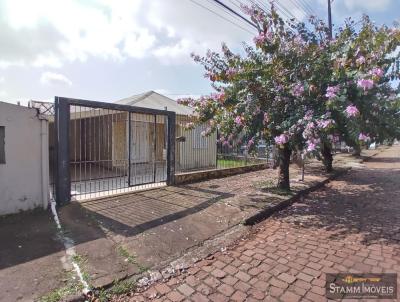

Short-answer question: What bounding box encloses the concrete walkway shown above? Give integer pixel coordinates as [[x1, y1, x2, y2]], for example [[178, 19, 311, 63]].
[[120, 145, 400, 301], [0, 148, 386, 301]]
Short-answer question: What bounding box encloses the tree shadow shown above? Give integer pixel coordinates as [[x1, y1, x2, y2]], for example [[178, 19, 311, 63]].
[[63, 184, 235, 241], [273, 167, 400, 246]]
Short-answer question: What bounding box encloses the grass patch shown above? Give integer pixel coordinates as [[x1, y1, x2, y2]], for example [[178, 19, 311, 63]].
[[117, 245, 148, 273], [97, 279, 137, 302], [217, 158, 262, 169], [38, 271, 83, 302]]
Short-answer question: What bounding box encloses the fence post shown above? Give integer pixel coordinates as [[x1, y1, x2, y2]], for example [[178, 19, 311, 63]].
[[55, 97, 71, 205], [167, 112, 176, 185]]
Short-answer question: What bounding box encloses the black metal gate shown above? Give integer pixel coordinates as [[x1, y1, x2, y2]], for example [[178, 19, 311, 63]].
[[53, 97, 175, 204]]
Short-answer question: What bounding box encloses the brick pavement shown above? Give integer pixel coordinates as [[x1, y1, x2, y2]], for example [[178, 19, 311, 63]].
[[116, 145, 400, 301]]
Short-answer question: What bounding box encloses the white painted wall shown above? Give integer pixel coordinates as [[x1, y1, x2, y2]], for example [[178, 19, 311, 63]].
[[0, 102, 49, 215]]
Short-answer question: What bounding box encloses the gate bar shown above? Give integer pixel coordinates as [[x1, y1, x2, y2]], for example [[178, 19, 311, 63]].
[[54, 96, 176, 205], [55, 97, 71, 204], [167, 113, 176, 185]]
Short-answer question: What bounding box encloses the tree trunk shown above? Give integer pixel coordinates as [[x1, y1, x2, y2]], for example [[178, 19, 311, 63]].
[[321, 141, 333, 173], [277, 144, 292, 190], [352, 144, 361, 156]]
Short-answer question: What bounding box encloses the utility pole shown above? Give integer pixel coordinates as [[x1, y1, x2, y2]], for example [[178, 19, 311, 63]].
[[328, 0, 333, 39]]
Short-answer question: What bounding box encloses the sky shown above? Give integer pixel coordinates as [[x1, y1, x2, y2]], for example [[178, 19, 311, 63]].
[[0, 0, 399, 105]]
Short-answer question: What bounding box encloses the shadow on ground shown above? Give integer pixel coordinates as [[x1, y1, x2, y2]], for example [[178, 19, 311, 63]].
[[77, 185, 234, 238], [273, 149, 400, 246]]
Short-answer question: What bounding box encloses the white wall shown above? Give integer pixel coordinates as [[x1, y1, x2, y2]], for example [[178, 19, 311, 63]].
[[177, 125, 217, 171], [0, 102, 49, 215]]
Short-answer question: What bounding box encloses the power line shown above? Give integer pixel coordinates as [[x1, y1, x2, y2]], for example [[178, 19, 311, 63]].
[[205, 0, 256, 31], [210, 0, 258, 29], [287, 0, 311, 18], [187, 0, 256, 35], [274, 0, 298, 21], [298, 0, 317, 16]]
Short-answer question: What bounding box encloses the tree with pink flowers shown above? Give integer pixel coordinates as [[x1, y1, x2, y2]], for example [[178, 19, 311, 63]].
[[323, 16, 400, 159], [179, 5, 400, 190]]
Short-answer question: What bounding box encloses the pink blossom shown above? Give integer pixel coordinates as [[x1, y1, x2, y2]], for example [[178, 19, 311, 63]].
[[345, 105, 359, 117], [305, 121, 315, 130], [325, 85, 339, 99], [357, 79, 374, 91], [304, 110, 314, 121], [263, 112, 269, 125], [316, 119, 333, 129], [254, 32, 266, 45], [226, 68, 237, 78], [369, 67, 384, 78], [213, 92, 225, 103], [292, 83, 305, 97], [247, 138, 254, 148], [274, 134, 289, 145], [254, 31, 272, 46], [356, 56, 366, 65], [234, 116, 243, 126], [358, 133, 370, 142], [306, 141, 317, 152]]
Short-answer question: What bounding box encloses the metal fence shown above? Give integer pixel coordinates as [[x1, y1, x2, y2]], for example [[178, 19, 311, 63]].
[[175, 114, 269, 174], [52, 97, 175, 203], [44, 100, 270, 203], [217, 140, 270, 169]]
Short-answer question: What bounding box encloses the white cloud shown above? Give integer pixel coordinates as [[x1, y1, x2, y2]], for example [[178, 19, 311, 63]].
[[40, 72, 72, 86], [123, 29, 156, 58], [0, 76, 4, 83], [0, 90, 6, 97], [0, 0, 258, 68], [153, 39, 196, 65]]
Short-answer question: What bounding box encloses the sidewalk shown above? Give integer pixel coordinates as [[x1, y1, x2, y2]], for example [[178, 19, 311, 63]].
[[118, 144, 400, 301], [0, 147, 387, 301]]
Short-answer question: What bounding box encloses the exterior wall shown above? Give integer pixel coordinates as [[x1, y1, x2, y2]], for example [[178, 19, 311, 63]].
[[175, 116, 217, 172], [0, 102, 49, 215]]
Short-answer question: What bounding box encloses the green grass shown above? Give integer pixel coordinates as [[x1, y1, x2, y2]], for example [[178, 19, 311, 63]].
[[117, 245, 148, 273], [97, 279, 137, 302], [217, 158, 262, 169], [38, 271, 84, 302]]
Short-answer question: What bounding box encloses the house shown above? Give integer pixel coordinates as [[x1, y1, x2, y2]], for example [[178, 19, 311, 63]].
[[117, 91, 217, 173], [0, 101, 49, 215]]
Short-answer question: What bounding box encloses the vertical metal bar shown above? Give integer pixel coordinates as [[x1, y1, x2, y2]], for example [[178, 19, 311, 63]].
[[166, 112, 176, 185], [153, 114, 157, 183], [128, 112, 131, 187], [215, 128, 218, 169], [55, 97, 71, 204]]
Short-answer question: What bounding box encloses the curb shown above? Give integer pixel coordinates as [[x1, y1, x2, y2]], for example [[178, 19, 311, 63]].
[[243, 168, 350, 226]]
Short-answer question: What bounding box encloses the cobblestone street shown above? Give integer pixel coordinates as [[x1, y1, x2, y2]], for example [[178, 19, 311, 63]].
[[121, 145, 400, 301]]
